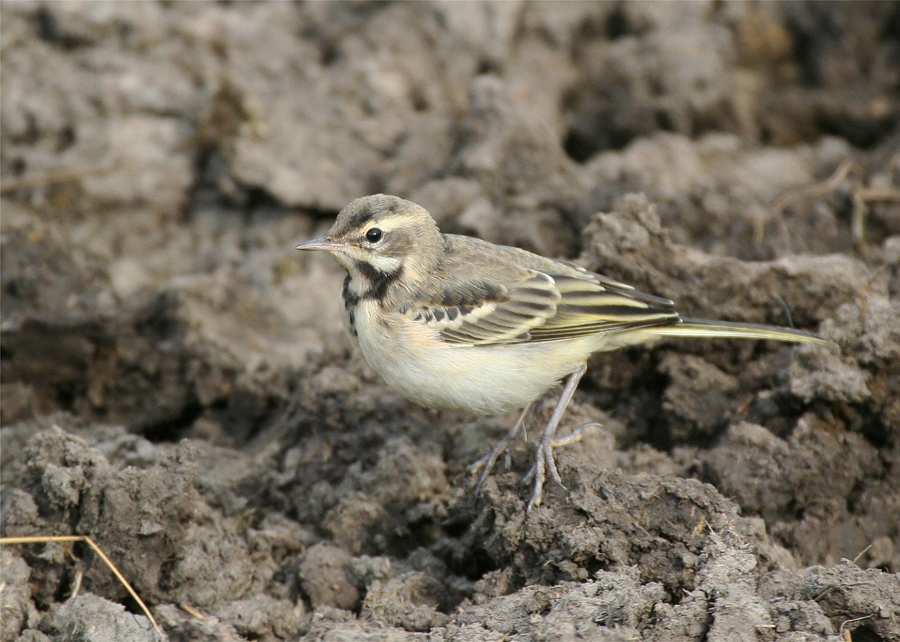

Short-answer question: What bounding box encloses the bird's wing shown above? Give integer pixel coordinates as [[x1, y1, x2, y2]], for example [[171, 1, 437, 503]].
[[400, 272, 559, 345], [526, 269, 679, 342], [402, 262, 680, 346]]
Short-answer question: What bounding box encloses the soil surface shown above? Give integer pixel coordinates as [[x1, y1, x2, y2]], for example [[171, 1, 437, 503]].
[[2, 3, 899, 642]]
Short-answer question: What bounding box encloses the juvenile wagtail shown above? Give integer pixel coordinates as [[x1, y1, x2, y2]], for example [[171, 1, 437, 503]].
[[297, 194, 830, 511]]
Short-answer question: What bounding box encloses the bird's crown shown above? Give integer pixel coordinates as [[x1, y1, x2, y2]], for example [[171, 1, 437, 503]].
[[329, 194, 437, 243]]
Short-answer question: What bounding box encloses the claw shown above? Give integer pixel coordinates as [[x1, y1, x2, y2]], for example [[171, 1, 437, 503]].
[[526, 455, 545, 511], [544, 441, 565, 489]]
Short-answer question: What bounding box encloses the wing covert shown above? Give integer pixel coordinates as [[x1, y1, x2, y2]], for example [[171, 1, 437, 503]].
[[400, 273, 559, 345], [402, 256, 680, 345]]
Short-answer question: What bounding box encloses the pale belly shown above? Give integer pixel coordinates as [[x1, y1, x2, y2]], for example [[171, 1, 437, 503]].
[[350, 301, 596, 416]]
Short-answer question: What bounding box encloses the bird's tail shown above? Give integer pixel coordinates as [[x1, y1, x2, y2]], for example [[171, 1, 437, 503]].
[[649, 318, 831, 345]]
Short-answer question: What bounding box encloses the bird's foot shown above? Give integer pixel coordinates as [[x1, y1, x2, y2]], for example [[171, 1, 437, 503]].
[[471, 365, 589, 512], [522, 421, 603, 511]]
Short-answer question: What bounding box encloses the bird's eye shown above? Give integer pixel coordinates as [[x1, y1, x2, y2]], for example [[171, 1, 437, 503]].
[[365, 228, 383, 243]]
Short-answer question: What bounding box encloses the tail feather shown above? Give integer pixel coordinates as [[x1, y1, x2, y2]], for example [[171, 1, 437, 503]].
[[650, 318, 831, 345]]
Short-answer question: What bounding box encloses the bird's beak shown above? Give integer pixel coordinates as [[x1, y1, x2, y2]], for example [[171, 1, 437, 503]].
[[295, 236, 345, 253]]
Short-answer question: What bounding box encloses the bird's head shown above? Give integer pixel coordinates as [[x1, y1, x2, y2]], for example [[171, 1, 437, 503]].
[[296, 194, 443, 285]]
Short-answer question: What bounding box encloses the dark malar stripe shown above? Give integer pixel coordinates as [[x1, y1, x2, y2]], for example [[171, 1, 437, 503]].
[[341, 275, 360, 336], [342, 275, 361, 308], [355, 260, 403, 302]]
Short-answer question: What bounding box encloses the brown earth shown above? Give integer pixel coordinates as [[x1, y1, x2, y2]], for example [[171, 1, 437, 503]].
[[2, 2, 899, 641]]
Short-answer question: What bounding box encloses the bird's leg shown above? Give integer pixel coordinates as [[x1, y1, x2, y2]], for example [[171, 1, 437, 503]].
[[522, 364, 587, 511], [470, 401, 535, 498]]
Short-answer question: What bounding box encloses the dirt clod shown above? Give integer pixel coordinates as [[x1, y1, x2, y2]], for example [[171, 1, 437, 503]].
[[2, 2, 898, 641]]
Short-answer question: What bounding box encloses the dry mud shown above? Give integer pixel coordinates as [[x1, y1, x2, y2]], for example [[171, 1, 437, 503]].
[[2, 3, 899, 641]]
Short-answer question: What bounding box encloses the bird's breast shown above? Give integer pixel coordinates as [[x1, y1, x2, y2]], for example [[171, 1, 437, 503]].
[[348, 299, 593, 416]]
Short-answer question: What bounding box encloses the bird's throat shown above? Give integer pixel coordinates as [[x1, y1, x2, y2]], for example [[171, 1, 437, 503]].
[[351, 260, 404, 302]]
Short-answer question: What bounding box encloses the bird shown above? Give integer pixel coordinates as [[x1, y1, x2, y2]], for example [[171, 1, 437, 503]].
[[296, 194, 830, 511]]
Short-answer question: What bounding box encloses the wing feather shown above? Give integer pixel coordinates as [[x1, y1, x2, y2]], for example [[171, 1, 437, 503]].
[[402, 256, 680, 346]]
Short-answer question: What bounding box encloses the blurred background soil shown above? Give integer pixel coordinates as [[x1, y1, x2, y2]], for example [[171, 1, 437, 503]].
[[1, 2, 899, 641]]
